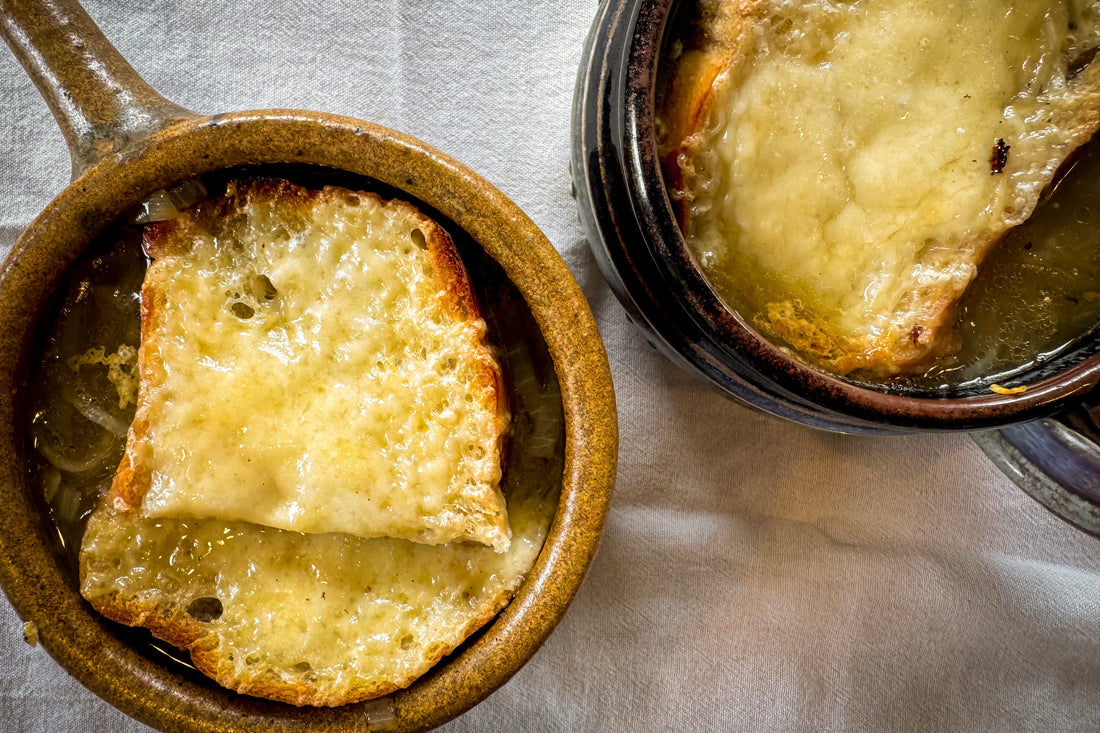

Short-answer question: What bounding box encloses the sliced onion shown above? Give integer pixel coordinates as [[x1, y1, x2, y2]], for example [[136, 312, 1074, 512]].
[[41, 467, 61, 504], [31, 414, 120, 475], [33, 432, 117, 475], [167, 179, 208, 209], [132, 179, 208, 224], [53, 485, 85, 527], [131, 193, 179, 224], [61, 386, 129, 437]]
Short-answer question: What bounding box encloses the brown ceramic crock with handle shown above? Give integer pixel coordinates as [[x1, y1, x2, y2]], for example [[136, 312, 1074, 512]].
[[0, 0, 618, 730]]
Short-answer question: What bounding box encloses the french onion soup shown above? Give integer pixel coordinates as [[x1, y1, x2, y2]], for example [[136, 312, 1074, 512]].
[[659, 0, 1100, 387], [27, 172, 563, 706]]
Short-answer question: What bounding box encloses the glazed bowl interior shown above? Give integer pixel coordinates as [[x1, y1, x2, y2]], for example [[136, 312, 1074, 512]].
[[614, 0, 1100, 431], [0, 112, 616, 731]]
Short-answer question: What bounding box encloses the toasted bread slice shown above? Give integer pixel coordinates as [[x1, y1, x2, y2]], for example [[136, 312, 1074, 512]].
[[109, 179, 510, 550], [660, 0, 1100, 377], [79, 474, 553, 706]]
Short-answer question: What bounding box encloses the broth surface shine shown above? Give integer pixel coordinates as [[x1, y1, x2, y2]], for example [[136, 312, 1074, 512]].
[[902, 139, 1100, 391]]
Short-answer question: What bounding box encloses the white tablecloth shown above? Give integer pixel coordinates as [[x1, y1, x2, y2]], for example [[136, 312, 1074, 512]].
[[2, 1, 1098, 730]]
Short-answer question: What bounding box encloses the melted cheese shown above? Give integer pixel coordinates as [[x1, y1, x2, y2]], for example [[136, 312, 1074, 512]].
[[682, 0, 1100, 374], [128, 184, 509, 550], [81, 466, 554, 705], [68, 345, 139, 411]]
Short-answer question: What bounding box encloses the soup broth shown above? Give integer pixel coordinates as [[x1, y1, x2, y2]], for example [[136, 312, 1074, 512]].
[[901, 140, 1100, 391]]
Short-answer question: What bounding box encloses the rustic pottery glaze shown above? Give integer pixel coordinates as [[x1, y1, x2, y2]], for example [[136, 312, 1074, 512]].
[[0, 0, 617, 730], [571, 0, 1100, 434]]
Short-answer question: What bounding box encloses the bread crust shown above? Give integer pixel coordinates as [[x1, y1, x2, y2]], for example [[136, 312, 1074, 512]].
[[659, 2, 1100, 377], [658, 2, 749, 191]]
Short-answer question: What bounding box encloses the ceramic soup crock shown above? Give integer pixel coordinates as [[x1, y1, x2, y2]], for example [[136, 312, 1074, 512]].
[[0, 0, 618, 730]]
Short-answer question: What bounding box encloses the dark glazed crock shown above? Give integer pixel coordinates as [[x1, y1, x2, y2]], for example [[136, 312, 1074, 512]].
[[571, 0, 1100, 435], [0, 0, 618, 730]]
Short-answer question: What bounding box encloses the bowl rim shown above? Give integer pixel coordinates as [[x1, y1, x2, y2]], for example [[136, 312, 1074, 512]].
[[0, 110, 618, 732], [610, 0, 1100, 430], [972, 420, 1100, 538]]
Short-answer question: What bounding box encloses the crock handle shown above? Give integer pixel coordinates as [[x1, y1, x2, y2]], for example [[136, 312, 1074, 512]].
[[0, 0, 198, 180]]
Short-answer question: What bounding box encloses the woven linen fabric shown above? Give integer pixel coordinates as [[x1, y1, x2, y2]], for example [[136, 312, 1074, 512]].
[[2, 1, 1099, 731]]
